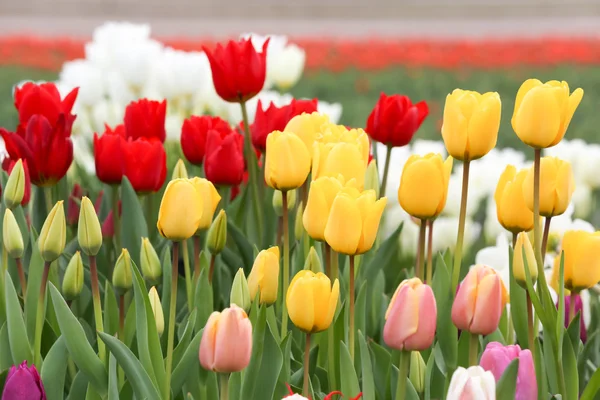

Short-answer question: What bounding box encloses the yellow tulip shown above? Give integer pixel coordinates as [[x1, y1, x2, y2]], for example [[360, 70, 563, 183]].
[[494, 165, 534, 233], [39, 201, 66, 262], [303, 176, 345, 242], [324, 187, 387, 255], [286, 270, 339, 333], [247, 246, 280, 305], [264, 130, 311, 191], [562, 230, 600, 292], [148, 286, 164, 336], [522, 157, 574, 217], [189, 177, 221, 231], [513, 232, 537, 288], [78, 197, 103, 256], [441, 89, 501, 161], [157, 179, 203, 241], [512, 79, 584, 148], [398, 153, 452, 219], [284, 112, 330, 158]]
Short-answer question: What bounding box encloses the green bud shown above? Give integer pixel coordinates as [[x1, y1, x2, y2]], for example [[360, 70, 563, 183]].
[[78, 196, 102, 256], [39, 201, 66, 262], [230, 268, 251, 312], [140, 237, 162, 283], [112, 249, 132, 295], [294, 201, 304, 240], [4, 159, 25, 210], [171, 159, 189, 180], [272, 189, 296, 217], [303, 246, 323, 273], [409, 351, 426, 394], [148, 286, 164, 336], [207, 210, 227, 255], [364, 159, 380, 198], [3, 209, 24, 259], [62, 252, 84, 300]]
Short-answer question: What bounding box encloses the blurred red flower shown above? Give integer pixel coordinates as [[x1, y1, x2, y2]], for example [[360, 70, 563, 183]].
[[124, 99, 167, 143], [180, 115, 233, 166], [122, 138, 167, 193], [204, 130, 245, 186], [93, 124, 125, 185]]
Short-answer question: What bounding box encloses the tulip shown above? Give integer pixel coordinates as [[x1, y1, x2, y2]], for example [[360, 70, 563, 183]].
[[230, 268, 251, 312], [4, 159, 25, 209], [157, 179, 203, 242], [302, 176, 346, 242], [149, 286, 164, 336], [441, 89, 501, 161], [452, 265, 508, 335], [124, 99, 167, 143], [4, 159, 31, 207], [93, 124, 125, 185], [398, 153, 452, 219], [409, 351, 427, 394], [204, 130, 245, 186], [294, 201, 305, 240], [206, 210, 227, 256], [480, 342, 537, 400], [562, 230, 600, 292], [324, 187, 387, 255], [199, 305, 253, 373], [447, 366, 496, 400], [366, 93, 428, 147], [286, 270, 339, 333], [38, 201, 66, 262], [102, 211, 114, 239], [273, 189, 296, 217], [189, 177, 221, 231], [522, 156, 574, 217], [494, 165, 534, 233], [1, 361, 46, 400], [140, 237, 162, 283], [122, 138, 167, 193], [364, 159, 380, 198], [513, 232, 537, 287], [180, 115, 233, 166], [248, 246, 280, 305], [512, 79, 583, 148], [556, 293, 587, 342], [3, 208, 24, 259], [78, 196, 102, 256], [383, 278, 437, 351], [284, 112, 330, 159], [264, 130, 311, 191], [171, 159, 188, 180], [62, 252, 84, 300], [113, 249, 133, 295], [304, 246, 323, 273]]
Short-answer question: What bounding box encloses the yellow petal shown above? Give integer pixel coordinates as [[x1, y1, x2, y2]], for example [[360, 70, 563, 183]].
[[513, 86, 562, 148], [466, 93, 501, 160], [324, 192, 362, 255], [441, 94, 469, 160]]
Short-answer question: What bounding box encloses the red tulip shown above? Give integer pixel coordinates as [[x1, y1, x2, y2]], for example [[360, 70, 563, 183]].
[[366, 93, 428, 147], [93, 124, 126, 185], [67, 183, 84, 225], [102, 210, 114, 238], [203, 38, 268, 103], [94, 190, 104, 214], [124, 99, 167, 143], [180, 115, 232, 165], [4, 159, 31, 206], [204, 130, 245, 186], [122, 138, 167, 193]]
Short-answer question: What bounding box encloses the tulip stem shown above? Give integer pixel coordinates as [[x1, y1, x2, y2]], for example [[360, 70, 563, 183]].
[[193, 236, 201, 283], [395, 350, 410, 400], [380, 145, 392, 198], [526, 293, 535, 351], [417, 220, 427, 281], [331, 249, 339, 282], [569, 292, 576, 324], [328, 324, 337, 391], [112, 185, 121, 251], [349, 255, 356, 361], [276, 217, 283, 252], [426, 220, 434, 284], [468, 333, 479, 366], [220, 373, 230, 400], [15, 258, 27, 298], [541, 217, 552, 261], [44, 186, 53, 215], [33, 261, 51, 368], [209, 254, 216, 284], [118, 294, 125, 387], [89, 256, 106, 364], [533, 149, 543, 280], [324, 243, 331, 277], [164, 241, 179, 400], [281, 191, 290, 338], [451, 160, 470, 294], [303, 333, 311, 397], [181, 240, 193, 311]]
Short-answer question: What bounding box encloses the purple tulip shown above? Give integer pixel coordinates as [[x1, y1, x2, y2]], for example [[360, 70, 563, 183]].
[[480, 342, 537, 400], [1, 361, 46, 400], [557, 293, 587, 343]]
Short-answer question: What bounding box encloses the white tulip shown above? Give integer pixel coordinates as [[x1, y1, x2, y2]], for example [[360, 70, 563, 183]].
[[447, 366, 496, 400], [271, 44, 306, 90], [59, 59, 104, 107], [283, 395, 309, 400], [151, 48, 208, 102], [90, 100, 124, 134], [71, 136, 96, 175], [572, 184, 592, 219], [165, 113, 184, 142], [316, 101, 342, 124]]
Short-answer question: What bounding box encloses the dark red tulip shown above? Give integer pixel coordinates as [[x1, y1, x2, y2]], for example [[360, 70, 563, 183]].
[[93, 124, 126, 185], [94, 190, 104, 214], [122, 138, 167, 193], [366, 93, 428, 147], [204, 131, 245, 186], [5, 159, 31, 206], [124, 99, 167, 143], [1, 361, 46, 399], [203, 38, 268, 103], [180, 115, 232, 165], [67, 183, 84, 225], [102, 210, 114, 238]]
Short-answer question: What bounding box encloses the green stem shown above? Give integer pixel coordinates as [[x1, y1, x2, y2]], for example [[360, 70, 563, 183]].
[[164, 241, 180, 400], [118, 295, 125, 387], [181, 240, 193, 311], [469, 333, 479, 366], [112, 185, 121, 251], [33, 262, 51, 368], [193, 236, 201, 284], [426, 220, 434, 284], [451, 160, 470, 293], [89, 256, 105, 363], [569, 292, 576, 325], [303, 333, 311, 397], [417, 220, 427, 281], [349, 255, 356, 361], [533, 149, 543, 280], [328, 323, 337, 390], [281, 191, 290, 338], [526, 293, 535, 351], [331, 249, 339, 282], [209, 254, 216, 284], [16, 258, 27, 299], [220, 373, 230, 400], [541, 217, 552, 262], [324, 243, 331, 277], [395, 350, 410, 400], [43, 186, 53, 215], [2, 245, 7, 273], [380, 145, 393, 198]]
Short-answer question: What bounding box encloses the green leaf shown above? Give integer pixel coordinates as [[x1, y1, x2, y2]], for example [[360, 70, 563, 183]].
[[171, 330, 203, 395], [194, 266, 213, 332], [369, 340, 391, 400], [358, 331, 376, 400], [562, 332, 579, 400], [241, 304, 267, 398], [364, 223, 402, 282], [543, 335, 559, 394], [533, 338, 547, 400], [431, 256, 457, 372], [40, 336, 68, 400], [103, 281, 119, 336], [247, 321, 283, 400], [227, 220, 254, 273], [98, 331, 161, 400], [340, 342, 361, 399], [66, 372, 89, 400], [120, 177, 148, 267], [25, 230, 44, 342], [581, 364, 600, 400], [495, 358, 519, 400], [173, 309, 196, 370], [508, 246, 529, 348], [567, 312, 581, 354], [0, 324, 12, 370], [4, 271, 33, 364], [107, 353, 120, 400], [48, 284, 108, 396]]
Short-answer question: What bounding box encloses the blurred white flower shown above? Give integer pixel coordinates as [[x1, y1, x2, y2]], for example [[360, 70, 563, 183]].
[[475, 232, 511, 288], [59, 60, 104, 107], [545, 139, 600, 189], [151, 48, 208, 103], [165, 113, 185, 142], [90, 100, 125, 133], [71, 104, 94, 137], [445, 169, 486, 218], [317, 101, 342, 124], [411, 140, 447, 157], [72, 135, 96, 175], [483, 196, 504, 243], [572, 183, 592, 219], [432, 216, 480, 255], [447, 366, 495, 400]]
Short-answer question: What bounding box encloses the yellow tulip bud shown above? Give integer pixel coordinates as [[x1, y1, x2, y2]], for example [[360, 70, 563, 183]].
[[62, 252, 84, 300], [3, 209, 23, 259], [140, 238, 162, 283], [562, 230, 600, 292], [512, 79, 584, 149], [513, 232, 537, 288], [207, 210, 227, 255], [39, 201, 66, 262], [272, 189, 296, 217], [284, 112, 330, 158], [294, 201, 304, 240], [189, 177, 221, 231], [171, 159, 189, 180], [230, 268, 251, 311], [148, 286, 164, 336], [304, 246, 323, 273], [157, 179, 203, 241], [409, 351, 427, 394], [265, 130, 311, 191], [248, 246, 280, 305], [494, 165, 534, 234], [4, 159, 25, 209], [113, 249, 133, 295], [286, 270, 339, 333], [441, 89, 501, 161], [78, 196, 102, 256], [398, 153, 452, 219], [364, 159, 380, 199], [522, 157, 574, 217], [303, 176, 345, 242], [324, 188, 387, 255]]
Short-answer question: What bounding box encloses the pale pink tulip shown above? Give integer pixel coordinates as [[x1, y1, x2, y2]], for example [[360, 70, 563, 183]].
[[447, 366, 496, 400]]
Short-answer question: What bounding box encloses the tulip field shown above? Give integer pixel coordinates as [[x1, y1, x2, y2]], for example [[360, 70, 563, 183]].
[[2, 21, 600, 400]]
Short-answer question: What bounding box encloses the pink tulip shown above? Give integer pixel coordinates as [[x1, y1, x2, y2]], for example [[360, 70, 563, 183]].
[[480, 342, 537, 400], [383, 278, 437, 351], [452, 265, 508, 335], [557, 294, 587, 343], [1, 361, 46, 399], [199, 305, 252, 373]]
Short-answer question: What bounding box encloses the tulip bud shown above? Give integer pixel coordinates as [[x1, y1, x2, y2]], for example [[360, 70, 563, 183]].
[[78, 196, 103, 256], [3, 209, 24, 259], [171, 159, 189, 180], [207, 210, 227, 255], [272, 190, 296, 217], [4, 159, 25, 210], [513, 232, 537, 288], [39, 201, 66, 262], [265, 130, 311, 191], [157, 179, 203, 242], [447, 366, 496, 400], [294, 201, 304, 240], [304, 246, 323, 273], [230, 268, 251, 311], [0, 361, 46, 399], [409, 351, 426, 394], [112, 249, 133, 295], [287, 270, 339, 333], [148, 286, 164, 335], [364, 159, 380, 198], [140, 238, 162, 283], [62, 252, 84, 300], [248, 247, 279, 305]]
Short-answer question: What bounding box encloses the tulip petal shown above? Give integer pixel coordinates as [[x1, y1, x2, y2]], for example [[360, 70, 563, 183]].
[[451, 269, 479, 331], [398, 156, 445, 219], [470, 275, 503, 335], [404, 285, 437, 351], [466, 94, 501, 160], [513, 86, 561, 148], [287, 273, 315, 332], [199, 312, 221, 370], [324, 192, 362, 255], [383, 284, 419, 350], [441, 94, 469, 160]]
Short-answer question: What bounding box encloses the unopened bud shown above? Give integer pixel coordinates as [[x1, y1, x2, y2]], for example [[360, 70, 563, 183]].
[[171, 159, 189, 180], [303, 246, 322, 273], [207, 210, 227, 255], [294, 202, 305, 239], [3, 209, 23, 259], [409, 351, 426, 394], [4, 159, 25, 209], [364, 159, 380, 198], [39, 201, 66, 262], [78, 197, 102, 256], [149, 286, 164, 335], [272, 190, 296, 217], [230, 268, 251, 312], [62, 252, 84, 300], [140, 237, 162, 284], [112, 249, 132, 295]]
